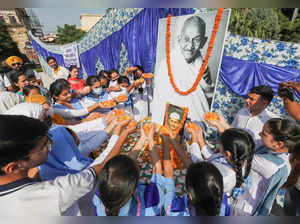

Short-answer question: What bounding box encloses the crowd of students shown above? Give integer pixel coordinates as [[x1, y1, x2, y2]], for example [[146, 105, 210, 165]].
[[0, 55, 300, 216]]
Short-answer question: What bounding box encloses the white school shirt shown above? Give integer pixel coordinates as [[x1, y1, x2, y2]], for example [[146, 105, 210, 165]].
[[190, 143, 237, 194], [231, 151, 290, 216], [231, 107, 279, 147], [53, 104, 89, 119], [0, 134, 119, 216], [51, 66, 69, 80]]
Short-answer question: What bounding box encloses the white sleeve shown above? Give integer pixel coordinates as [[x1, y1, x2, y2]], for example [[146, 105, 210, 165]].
[[53, 107, 89, 118], [53, 168, 96, 213], [190, 143, 204, 162], [4, 75, 11, 88], [90, 134, 120, 167], [33, 70, 41, 79], [77, 131, 108, 155]]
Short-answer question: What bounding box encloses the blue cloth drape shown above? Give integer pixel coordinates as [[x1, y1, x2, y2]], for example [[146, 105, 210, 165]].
[[120, 8, 194, 73], [220, 56, 300, 98], [97, 31, 122, 71]]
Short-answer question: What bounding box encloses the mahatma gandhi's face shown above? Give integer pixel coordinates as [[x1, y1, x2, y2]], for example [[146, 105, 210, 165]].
[[178, 18, 206, 64]]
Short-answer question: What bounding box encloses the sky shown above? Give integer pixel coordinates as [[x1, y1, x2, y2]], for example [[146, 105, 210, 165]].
[[26, 8, 107, 34]]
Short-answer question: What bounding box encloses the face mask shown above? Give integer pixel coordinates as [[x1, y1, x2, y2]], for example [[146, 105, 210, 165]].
[[92, 87, 103, 95]]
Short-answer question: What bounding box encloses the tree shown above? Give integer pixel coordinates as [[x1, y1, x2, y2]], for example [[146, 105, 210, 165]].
[[0, 21, 23, 62], [229, 8, 281, 41], [228, 8, 300, 43], [55, 24, 86, 45]]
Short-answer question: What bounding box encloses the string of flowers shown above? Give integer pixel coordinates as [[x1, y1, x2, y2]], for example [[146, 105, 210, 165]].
[[166, 8, 224, 95]]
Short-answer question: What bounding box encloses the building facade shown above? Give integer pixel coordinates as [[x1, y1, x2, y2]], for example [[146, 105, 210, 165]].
[[0, 8, 39, 63]]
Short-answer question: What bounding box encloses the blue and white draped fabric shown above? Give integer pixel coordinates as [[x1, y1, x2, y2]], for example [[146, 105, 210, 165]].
[[38, 126, 93, 181], [93, 174, 173, 216]]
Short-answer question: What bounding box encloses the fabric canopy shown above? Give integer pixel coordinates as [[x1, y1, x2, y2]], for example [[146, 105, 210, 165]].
[[219, 56, 300, 98]]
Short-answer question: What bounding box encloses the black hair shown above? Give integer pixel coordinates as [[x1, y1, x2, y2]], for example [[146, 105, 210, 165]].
[[98, 70, 109, 77], [249, 85, 274, 104], [185, 162, 224, 216], [68, 65, 78, 72], [133, 65, 144, 73], [46, 56, 56, 63], [117, 76, 130, 85], [98, 74, 110, 88], [0, 115, 49, 175], [86, 75, 100, 87], [10, 71, 26, 92], [220, 128, 255, 192], [10, 71, 25, 84], [23, 85, 40, 97], [26, 72, 37, 81], [108, 69, 119, 80], [98, 155, 140, 216], [49, 78, 70, 100], [266, 118, 300, 153]]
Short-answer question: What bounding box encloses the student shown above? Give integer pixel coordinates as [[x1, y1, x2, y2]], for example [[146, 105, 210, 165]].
[[113, 76, 132, 114], [98, 70, 110, 81], [164, 159, 225, 215], [10, 71, 29, 96], [107, 69, 121, 98], [0, 114, 136, 216], [98, 73, 110, 89], [23, 85, 41, 99], [81, 75, 111, 114], [93, 124, 174, 216], [181, 126, 255, 197], [164, 127, 254, 216], [67, 65, 86, 91], [232, 118, 300, 216], [283, 149, 300, 216], [50, 79, 105, 122], [126, 65, 152, 121], [26, 73, 51, 101]]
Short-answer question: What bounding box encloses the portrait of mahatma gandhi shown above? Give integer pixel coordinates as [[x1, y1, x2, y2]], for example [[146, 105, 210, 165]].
[[177, 16, 208, 65]]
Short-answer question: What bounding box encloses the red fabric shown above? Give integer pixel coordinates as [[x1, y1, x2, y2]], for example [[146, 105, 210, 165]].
[[67, 78, 86, 91]]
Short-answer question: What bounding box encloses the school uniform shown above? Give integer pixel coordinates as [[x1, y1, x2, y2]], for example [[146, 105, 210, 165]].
[[81, 91, 111, 114], [93, 174, 174, 216], [190, 143, 237, 194], [165, 194, 231, 216], [0, 168, 98, 216], [130, 81, 152, 121], [231, 146, 291, 216], [113, 87, 132, 114], [52, 99, 87, 122]]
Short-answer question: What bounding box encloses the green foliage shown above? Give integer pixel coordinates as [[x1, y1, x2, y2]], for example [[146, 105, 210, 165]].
[[276, 9, 300, 43], [55, 24, 86, 45], [229, 8, 281, 40], [229, 8, 300, 43], [0, 21, 22, 61]]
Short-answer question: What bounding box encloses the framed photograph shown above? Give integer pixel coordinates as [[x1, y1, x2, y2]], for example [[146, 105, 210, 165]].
[[163, 103, 189, 138]]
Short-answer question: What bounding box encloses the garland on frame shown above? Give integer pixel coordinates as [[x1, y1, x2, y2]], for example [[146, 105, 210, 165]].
[[166, 8, 224, 95]]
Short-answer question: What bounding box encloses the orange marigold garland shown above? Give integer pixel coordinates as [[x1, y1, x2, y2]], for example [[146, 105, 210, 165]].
[[166, 8, 224, 95]]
